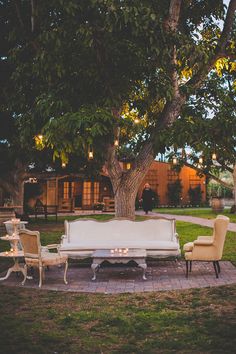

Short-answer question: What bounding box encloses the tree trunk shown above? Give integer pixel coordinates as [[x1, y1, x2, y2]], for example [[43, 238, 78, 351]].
[[114, 181, 138, 220], [0, 164, 26, 214], [233, 164, 236, 206], [107, 142, 154, 220]]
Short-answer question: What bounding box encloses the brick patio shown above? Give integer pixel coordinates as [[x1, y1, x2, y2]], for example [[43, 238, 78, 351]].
[[1, 260, 236, 293]]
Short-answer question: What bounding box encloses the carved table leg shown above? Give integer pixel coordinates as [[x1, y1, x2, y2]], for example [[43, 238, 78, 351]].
[[91, 263, 100, 280], [0, 257, 27, 283], [138, 262, 147, 280]]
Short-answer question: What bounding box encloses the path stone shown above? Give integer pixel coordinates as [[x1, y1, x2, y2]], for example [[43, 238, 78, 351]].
[[0, 261, 236, 294], [135, 211, 236, 232]]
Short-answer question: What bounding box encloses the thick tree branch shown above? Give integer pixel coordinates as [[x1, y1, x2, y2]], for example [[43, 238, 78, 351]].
[[217, 0, 236, 54], [14, 0, 26, 30], [157, 0, 185, 129], [184, 161, 233, 190], [163, 0, 182, 32], [185, 0, 236, 92]]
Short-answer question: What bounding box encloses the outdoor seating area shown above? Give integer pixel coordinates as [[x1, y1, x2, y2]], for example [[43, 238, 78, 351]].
[[1, 1, 236, 351], [0, 214, 234, 292]]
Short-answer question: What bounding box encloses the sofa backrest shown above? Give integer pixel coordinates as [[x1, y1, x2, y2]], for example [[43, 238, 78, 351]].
[[63, 218, 176, 248]]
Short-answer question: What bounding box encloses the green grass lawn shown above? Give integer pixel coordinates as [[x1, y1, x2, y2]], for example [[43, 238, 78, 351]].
[[0, 215, 236, 353], [153, 207, 236, 223], [0, 284, 235, 353]]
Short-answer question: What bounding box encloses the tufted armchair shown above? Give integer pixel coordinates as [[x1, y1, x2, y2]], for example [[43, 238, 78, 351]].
[[183, 215, 229, 278], [19, 229, 68, 287]]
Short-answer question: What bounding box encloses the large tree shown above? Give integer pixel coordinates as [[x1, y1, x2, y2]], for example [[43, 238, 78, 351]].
[[1, 0, 236, 218], [167, 60, 236, 205]]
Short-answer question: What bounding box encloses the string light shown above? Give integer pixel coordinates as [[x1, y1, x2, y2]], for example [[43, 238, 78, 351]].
[[172, 157, 177, 165], [126, 163, 131, 170], [212, 152, 217, 160], [114, 139, 119, 147], [88, 146, 94, 160], [62, 162, 66, 168], [134, 118, 140, 124], [199, 156, 203, 164]]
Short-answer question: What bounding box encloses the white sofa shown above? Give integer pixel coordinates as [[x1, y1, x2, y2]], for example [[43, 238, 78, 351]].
[[60, 218, 180, 259]]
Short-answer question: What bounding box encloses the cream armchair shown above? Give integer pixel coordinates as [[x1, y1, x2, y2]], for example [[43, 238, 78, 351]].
[[19, 229, 68, 287], [183, 215, 229, 278]]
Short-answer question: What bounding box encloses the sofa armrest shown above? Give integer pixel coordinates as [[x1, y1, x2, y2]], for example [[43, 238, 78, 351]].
[[174, 232, 179, 240]]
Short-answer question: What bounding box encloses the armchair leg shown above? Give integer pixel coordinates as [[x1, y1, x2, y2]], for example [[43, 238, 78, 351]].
[[185, 260, 189, 278], [213, 261, 219, 278], [21, 264, 27, 285], [64, 261, 68, 285], [39, 266, 43, 287], [216, 261, 221, 273]]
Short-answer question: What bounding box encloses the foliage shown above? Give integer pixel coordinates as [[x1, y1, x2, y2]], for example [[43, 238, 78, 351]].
[[167, 179, 183, 206], [188, 185, 202, 206], [0, 0, 236, 212]]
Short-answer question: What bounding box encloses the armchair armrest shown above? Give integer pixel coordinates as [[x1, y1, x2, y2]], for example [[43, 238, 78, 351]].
[[193, 239, 213, 246], [45, 244, 60, 250], [197, 236, 213, 241]]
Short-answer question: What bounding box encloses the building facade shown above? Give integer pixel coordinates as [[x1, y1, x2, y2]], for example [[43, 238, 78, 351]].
[[22, 161, 206, 212]]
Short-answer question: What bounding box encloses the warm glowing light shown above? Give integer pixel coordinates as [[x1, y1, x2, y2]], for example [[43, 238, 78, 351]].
[[212, 153, 217, 160], [114, 139, 119, 147], [199, 157, 203, 164], [126, 163, 131, 170], [38, 134, 43, 140], [88, 151, 94, 160], [172, 157, 177, 165], [197, 163, 201, 169], [134, 118, 140, 124], [62, 162, 66, 168]]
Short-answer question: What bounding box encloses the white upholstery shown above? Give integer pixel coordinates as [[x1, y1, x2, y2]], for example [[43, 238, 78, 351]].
[[60, 218, 180, 258]]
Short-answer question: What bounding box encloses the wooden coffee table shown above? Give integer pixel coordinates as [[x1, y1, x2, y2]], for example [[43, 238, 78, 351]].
[[91, 249, 147, 281]]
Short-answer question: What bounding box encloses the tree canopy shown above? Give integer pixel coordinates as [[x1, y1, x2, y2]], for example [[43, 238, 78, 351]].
[[0, 0, 236, 216]]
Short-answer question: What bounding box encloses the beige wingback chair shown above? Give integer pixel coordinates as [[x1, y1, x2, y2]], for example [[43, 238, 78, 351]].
[[183, 215, 229, 278], [19, 229, 68, 287]]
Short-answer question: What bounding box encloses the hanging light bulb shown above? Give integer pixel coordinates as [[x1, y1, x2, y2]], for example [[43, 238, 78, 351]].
[[114, 139, 119, 147], [126, 163, 131, 170], [172, 157, 177, 165], [199, 156, 203, 164], [61, 162, 66, 168], [134, 118, 140, 124], [88, 146, 94, 160], [212, 152, 217, 160]]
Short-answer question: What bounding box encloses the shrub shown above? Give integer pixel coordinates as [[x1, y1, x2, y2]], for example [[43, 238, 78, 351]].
[[167, 179, 182, 206], [188, 185, 202, 206]]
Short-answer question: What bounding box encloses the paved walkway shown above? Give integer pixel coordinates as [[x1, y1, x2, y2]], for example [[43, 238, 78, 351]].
[[135, 211, 236, 232], [1, 260, 236, 293]]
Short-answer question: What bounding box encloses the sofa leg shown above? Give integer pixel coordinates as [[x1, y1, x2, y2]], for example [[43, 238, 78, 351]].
[[216, 261, 221, 273], [213, 261, 219, 278], [190, 261, 192, 272], [185, 260, 189, 278]]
